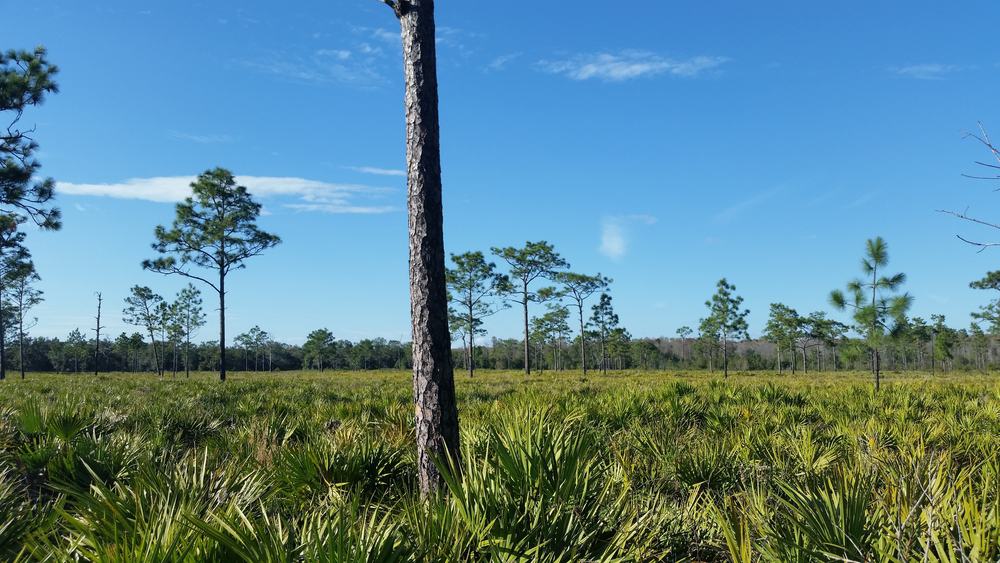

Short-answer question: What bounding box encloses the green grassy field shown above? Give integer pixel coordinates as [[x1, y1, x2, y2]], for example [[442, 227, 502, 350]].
[[0, 370, 998, 561]]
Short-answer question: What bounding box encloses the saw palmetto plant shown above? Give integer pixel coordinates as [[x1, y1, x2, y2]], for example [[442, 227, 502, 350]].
[[0, 370, 997, 561]]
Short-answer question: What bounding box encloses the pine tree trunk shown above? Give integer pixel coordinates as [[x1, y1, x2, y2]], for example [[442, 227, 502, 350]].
[[467, 301, 475, 378], [148, 327, 161, 377], [930, 335, 936, 375], [601, 336, 607, 375], [0, 296, 6, 381], [398, 0, 460, 498], [219, 272, 227, 382], [723, 334, 729, 378], [578, 304, 587, 376], [94, 294, 102, 375], [871, 267, 879, 389], [18, 315, 25, 379], [522, 286, 530, 375], [875, 349, 881, 390]]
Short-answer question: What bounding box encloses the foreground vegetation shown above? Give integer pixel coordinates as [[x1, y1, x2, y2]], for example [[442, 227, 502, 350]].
[[0, 370, 998, 561]]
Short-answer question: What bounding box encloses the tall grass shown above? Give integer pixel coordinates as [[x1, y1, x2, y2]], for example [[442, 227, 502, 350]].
[[0, 370, 997, 561]]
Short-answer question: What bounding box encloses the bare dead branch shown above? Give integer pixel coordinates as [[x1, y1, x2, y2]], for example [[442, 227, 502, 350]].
[[955, 235, 1000, 253], [959, 174, 1000, 181], [937, 209, 1000, 231]]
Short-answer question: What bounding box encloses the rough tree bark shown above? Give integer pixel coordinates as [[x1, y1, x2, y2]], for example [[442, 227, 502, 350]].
[[521, 286, 531, 375], [219, 269, 226, 382], [386, 0, 460, 498], [0, 296, 6, 381]]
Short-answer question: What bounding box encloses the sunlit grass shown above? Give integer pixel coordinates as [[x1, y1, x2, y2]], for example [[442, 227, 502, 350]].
[[0, 369, 997, 560]]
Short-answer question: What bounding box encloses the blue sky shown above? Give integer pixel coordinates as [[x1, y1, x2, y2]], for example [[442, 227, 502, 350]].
[[8, 1, 1000, 344]]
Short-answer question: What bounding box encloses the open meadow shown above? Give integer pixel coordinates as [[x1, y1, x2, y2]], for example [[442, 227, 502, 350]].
[[0, 370, 997, 561]]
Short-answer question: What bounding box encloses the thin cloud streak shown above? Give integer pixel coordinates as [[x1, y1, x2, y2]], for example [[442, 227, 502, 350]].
[[285, 203, 396, 214], [347, 166, 405, 177], [846, 190, 879, 208], [362, 27, 399, 45], [713, 186, 783, 224], [242, 43, 389, 86], [57, 175, 397, 214], [487, 52, 521, 71], [169, 131, 234, 144], [540, 51, 729, 82], [891, 63, 960, 80]]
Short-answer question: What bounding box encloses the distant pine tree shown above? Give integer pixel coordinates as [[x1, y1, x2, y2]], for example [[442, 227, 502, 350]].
[[143, 168, 280, 382]]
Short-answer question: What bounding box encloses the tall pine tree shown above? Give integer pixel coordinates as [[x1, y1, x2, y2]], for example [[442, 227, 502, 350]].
[[143, 168, 280, 382]]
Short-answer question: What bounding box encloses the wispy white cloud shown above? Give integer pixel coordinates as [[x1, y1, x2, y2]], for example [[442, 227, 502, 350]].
[[284, 202, 395, 214], [57, 175, 397, 214], [347, 166, 405, 177], [316, 48, 352, 60], [540, 51, 729, 82], [805, 189, 838, 208], [713, 187, 782, 224], [599, 214, 657, 260], [600, 221, 627, 259], [846, 190, 879, 208], [487, 52, 521, 72], [243, 44, 387, 86], [436, 26, 481, 58], [366, 27, 399, 45], [59, 177, 192, 203], [169, 131, 234, 144], [356, 43, 383, 56], [891, 63, 960, 80]]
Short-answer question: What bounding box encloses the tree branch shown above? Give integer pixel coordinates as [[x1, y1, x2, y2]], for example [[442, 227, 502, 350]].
[[380, 0, 407, 18], [955, 235, 1000, 253], [937, 208, 1000, 232], [145, 265, 221, 294]]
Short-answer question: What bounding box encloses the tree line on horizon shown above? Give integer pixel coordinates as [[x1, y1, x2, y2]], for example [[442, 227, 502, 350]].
[[5, 46, 1000, 388], [7, 250, 998, 380]]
